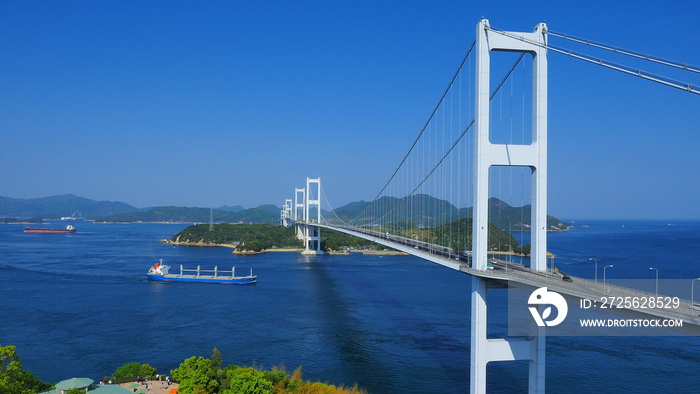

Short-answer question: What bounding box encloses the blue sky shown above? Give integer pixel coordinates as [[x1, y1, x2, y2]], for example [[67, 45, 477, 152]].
[[1, 1, 698, 219]]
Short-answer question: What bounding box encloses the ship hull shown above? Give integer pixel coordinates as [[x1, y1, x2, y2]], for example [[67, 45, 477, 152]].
[[24, 228, 76, 233], [147, 274, 256, 284]]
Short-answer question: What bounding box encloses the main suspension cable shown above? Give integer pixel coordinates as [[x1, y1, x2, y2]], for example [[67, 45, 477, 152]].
[[548, 30, 700, 74], [370, 54, 526, 225], [351, 40, 476, 224], [488, 27, 700, 95], [320, 184, 348, 226]]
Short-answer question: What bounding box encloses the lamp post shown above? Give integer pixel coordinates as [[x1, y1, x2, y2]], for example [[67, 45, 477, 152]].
[[603, 265, 613, 294], [692, 278, 700, 311], [590, 258, 599, 285], [649, 267, 659, 298], [551, 256, 555, 274]]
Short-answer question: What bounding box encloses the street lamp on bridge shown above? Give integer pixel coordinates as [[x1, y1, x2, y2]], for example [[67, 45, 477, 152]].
[[603, 265, 614, 295], [551, 256, 555, 274], [589, 258, 598, 284], [649, 267, 659, 298]]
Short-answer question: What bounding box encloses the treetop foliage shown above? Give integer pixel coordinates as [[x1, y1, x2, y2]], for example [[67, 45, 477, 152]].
[[111, 361, 157, 381], [0, 345, 52, 394], [170, 349, 366, 394]]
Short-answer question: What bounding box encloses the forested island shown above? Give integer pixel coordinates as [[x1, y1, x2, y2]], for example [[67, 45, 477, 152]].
[[166, 223, 385, 253], [167, 217, 527, 254]]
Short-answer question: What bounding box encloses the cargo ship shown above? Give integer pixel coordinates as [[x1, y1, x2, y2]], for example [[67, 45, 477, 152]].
[[147, 260, 257, 284], [24, 225, 76, 233]]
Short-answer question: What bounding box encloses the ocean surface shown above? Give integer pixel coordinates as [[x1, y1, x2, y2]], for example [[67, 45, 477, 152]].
[[1, 220, 699, 393]]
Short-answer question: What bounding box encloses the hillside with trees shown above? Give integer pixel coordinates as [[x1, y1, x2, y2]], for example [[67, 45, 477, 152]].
[[171, 217, 522, 254], [330, 195, 571, 231], [170, 223, 301, 252]]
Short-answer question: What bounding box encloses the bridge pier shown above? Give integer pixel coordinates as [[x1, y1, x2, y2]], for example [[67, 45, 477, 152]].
[[472, 19, 548, 393], [470, 277, 545, 393], [301, 225, 323, 255]]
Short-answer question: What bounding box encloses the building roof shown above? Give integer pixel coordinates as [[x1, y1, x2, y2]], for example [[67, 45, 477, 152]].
[[55, 377, 94, 390], [91, 385, 133, 393], [41, 383, 133, 394]]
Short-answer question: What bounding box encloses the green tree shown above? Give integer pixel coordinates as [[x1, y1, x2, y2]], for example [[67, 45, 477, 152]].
[[112, 362, 141, 381], [112, 362, 156, 381], [262, 366, 287, 389], [211, 348, 223, 371], [139, 363, 157, 379], [223, 367, 272, 394], [171, 356, 219, 394], [0, 345, 51, 394]]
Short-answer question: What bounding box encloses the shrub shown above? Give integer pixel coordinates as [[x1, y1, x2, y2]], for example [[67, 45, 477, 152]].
[[224, 367, 272, 394], [112, 362, 157, 381]]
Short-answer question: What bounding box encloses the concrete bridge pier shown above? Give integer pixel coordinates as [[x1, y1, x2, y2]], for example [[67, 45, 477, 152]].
[[470, 276, 545, 393]]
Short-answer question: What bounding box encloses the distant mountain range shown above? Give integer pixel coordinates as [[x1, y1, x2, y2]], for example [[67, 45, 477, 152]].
[[0, 194, 137, 219], [330, 194, 571, 231], [0, 194, 279, 224], [0, 194, 571, 230], [95, 205, 280, 224]]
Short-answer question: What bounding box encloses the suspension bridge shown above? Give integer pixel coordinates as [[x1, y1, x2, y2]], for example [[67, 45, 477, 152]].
[[279, 19, 699, 393]]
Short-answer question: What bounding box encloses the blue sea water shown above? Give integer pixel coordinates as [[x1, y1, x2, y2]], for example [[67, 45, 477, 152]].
[[1, 220, 699, 393]]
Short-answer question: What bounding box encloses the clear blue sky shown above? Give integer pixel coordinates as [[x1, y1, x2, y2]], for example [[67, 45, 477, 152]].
[[1, 1, 698, 219]]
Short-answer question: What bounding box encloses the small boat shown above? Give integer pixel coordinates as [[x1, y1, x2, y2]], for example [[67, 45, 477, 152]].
[[24, 225, 76, 233], [147, 260, 256, 284]]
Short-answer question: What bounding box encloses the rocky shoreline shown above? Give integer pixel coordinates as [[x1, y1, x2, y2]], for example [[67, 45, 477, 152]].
[[159, 238, 237, 248], [159, 238, 408, 255]]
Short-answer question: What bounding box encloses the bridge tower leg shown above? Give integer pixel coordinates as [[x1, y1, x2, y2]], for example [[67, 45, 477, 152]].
[[302, 177, 324, 255], [471, 19, 548, 393], [294, 188, 306, 241]]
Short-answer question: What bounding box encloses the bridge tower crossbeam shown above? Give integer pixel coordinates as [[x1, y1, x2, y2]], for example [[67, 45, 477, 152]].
[[471, 19, 548, 394]]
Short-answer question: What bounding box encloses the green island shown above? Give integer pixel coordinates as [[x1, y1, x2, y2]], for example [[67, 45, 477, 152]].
[[167, 217, 528, 254], [1, 345, 366, 394]]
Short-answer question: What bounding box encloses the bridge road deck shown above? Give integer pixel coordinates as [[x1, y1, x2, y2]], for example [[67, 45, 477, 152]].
[[306, 221, 700, 328]]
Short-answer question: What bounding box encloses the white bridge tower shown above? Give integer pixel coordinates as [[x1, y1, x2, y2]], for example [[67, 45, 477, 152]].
[[301, 177, 323, 255], [287, 177, 325, 254], [471, 19, 548, 393], [294, 187, 305, 241], [280, 198, 293, 227]]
